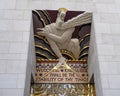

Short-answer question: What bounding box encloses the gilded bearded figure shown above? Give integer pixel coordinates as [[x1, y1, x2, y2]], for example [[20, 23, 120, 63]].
[[37, 8, 92, 69]]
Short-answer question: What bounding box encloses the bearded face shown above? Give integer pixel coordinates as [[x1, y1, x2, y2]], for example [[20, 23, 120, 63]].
[[59, 11, 66, 21], [55, 11, 66, 28]]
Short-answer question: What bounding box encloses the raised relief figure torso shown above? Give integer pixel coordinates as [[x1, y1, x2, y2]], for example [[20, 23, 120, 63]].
[[37, 8, 92, 69]]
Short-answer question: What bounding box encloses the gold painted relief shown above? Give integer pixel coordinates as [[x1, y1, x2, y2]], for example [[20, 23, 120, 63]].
[[30, 83, 96, 96], [32, 9, 92, 83], [36, 60, 88, 83], [31, 9, 96, 96]]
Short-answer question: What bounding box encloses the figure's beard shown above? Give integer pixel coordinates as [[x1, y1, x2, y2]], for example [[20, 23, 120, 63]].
[[56, 17, 64, 28]]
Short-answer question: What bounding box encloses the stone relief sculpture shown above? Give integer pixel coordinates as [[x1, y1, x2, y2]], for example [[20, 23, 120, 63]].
[[37, 8, 92, 69]]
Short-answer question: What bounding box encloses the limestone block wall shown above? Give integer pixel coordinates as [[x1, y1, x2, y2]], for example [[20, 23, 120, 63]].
[[0, 0, 31, 96], [0, 0, 120, 96], [93, 1, 120, 96]]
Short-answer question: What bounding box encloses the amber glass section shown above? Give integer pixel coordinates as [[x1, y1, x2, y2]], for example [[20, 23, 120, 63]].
[[30, 83, 96, 96]]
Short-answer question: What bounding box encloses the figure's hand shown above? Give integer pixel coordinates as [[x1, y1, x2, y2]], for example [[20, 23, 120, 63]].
[[36, 28, 46, 31], [36, 27, 49, 36], [37, 31, 49, 37]]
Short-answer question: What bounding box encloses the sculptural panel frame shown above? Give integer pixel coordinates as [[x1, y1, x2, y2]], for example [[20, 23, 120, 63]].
[[32, 9, 92, 83]]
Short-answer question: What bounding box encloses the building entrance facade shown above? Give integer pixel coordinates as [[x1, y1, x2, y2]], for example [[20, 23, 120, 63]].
[[30, 9, 96, 96]]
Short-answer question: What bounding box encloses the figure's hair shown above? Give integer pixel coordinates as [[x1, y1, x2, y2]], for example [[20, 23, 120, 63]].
[[58, 8, 68, 13]]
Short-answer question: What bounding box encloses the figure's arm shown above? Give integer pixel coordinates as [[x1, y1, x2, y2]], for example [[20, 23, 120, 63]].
[[47, 32, 70, 44], [38, 27, 75, 44]]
